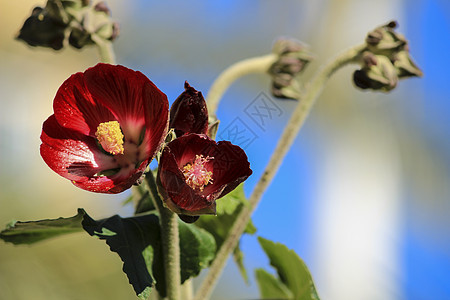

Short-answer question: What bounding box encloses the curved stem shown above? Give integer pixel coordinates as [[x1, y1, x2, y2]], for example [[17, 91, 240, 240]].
[[91, 33, 116, 64], [206, 53, 278, 117], [194, 43, 366, 300], [145, 172, 181, 300]]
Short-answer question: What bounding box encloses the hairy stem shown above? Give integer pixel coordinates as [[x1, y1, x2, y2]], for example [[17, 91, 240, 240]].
[[194, 43, 366, 300], [91, 33, 116, 64], [145, 172, 181, 300], [206, 53, 278, 117]]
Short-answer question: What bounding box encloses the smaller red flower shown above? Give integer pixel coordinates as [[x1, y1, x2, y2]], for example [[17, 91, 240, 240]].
[[169, 82, 209, 137], [157, 134, 252, 216], [40, 63, 169, 193]]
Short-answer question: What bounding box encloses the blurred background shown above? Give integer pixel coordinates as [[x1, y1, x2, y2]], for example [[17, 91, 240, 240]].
[[1, 0, 449, 299]]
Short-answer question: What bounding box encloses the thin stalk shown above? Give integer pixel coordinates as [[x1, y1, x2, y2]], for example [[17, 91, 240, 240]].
[[91, 33, 116, 64], [194, 43, 366, 300], [145, 172, 181, 300], [206, 53, 278, 117]]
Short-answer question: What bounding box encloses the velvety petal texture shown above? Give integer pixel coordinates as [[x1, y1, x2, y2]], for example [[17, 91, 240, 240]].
[[169, 82, 209, 137], [157, 134, 252, 216], [41, 63, 169, 193]]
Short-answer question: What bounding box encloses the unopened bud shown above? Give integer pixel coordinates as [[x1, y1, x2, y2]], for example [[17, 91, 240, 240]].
[[17, 0, 118, 51], [169, 82, 209, 137], [392, 50, 423, 78], [269, 38, 313, 100], [94, 1, 111, 15], [353, 52, 398, 92], [16, 6, 66, 50], [272, 75, 302, 99], [68, 5, 119, 49], [366, 21, 408, 57]]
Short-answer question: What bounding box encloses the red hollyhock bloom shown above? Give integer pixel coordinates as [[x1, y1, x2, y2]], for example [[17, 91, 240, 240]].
[[157, 134, 252, 216], [40, 63, 169, 193], [169, 82, 209, 137]]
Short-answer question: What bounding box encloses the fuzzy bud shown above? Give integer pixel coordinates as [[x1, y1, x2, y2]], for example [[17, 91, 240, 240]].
[[16, 6, 66, 50], [353, 52, 398, 92], [17, 0, 118, 51], [366, 21, 408, 57], [269, 38, 313, 100]]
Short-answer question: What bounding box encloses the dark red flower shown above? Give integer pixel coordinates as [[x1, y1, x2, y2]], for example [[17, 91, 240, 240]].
[[169, 82, 209, 137], [40, 63, 169, 193], [157, 134, 252, 216]]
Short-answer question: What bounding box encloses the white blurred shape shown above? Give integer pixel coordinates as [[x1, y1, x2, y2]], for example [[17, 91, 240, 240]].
[[314, 116, 402, 300]]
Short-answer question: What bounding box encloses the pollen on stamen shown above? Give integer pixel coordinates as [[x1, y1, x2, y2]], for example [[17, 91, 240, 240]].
[[182, 154, 213, 191], [95, 121, 124, 155]]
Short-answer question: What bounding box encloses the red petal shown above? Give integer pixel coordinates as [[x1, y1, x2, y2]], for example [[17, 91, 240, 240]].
[[84, 64, 169, 146], [157, 134, 252, 215], [53, 72, 115, 136], [202, 140, 252, 198], [157, 145, 215, 215], [73, 160, 147, 194], [141, 81, 169, 161], [164, 134, 252, 198], [40, 115, 133, 193]]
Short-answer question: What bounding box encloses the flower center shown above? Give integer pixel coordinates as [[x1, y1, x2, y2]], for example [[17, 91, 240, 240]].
[[182, 155, 213, 191], [95, 121, 124, 155]]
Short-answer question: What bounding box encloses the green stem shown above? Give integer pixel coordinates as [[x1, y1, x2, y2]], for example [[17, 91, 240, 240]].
[[206, 53, 278, 117], [145, 172, 181, 300], [91, 33, 116, 64], [194, 43, 366, 300]]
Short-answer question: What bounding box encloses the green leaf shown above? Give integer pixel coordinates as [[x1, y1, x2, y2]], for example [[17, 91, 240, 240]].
[[82, 211, 163, 299], [179, 221, 216, 282], [258, 237, 320, 300], [255, 268, 294, 299], [0, 209, 85, 245], [82, 210, 216, 298]]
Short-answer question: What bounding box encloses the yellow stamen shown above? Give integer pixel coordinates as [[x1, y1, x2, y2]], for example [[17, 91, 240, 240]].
[[182, 155, 213, 191], [95, 121, 124, 155]]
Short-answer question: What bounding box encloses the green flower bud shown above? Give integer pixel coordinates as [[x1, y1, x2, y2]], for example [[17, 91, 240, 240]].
[[269, 38, 313, 100], [68, 3, 119, 49], [366, 21, 408, 57], [17, 0, 118, 51], [353, 52, 398, 92], [392, 50, 423, 78]]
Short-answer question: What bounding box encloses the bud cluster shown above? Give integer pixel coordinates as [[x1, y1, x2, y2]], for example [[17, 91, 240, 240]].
[[269, 38, 313, 99], [353, 21, 422, 92], [17, 0, 119, 50]]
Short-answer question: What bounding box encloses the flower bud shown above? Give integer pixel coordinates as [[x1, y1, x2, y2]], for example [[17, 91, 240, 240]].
[[169, 82, 209, 137], [366, 21, 408, 57], [357, 21, 423, 92], [94, 1, 110, 14], [392, 50, 423, 78], [269, 38, 313, 100], [17, 0, 118, 50], [271, 73, 302, 99], [68, 5, 119, 49], [353, 52, 398, 92], [16, 6, 66, 50]]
